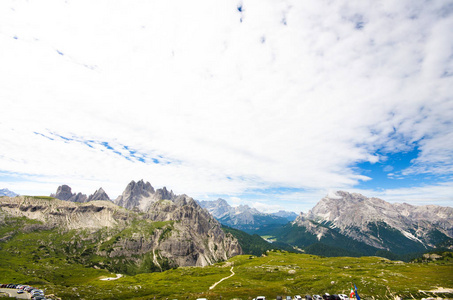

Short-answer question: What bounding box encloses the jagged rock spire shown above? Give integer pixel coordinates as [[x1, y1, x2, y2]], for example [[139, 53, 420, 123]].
[[87, 187, 111, 202]]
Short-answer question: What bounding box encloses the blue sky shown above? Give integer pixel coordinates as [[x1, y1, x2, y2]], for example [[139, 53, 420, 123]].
[[0, 0, 452, 213]]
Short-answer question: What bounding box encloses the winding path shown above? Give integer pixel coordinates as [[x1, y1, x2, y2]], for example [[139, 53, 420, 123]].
[[100, 273, 123, 281], [209, 266, 235, 290]]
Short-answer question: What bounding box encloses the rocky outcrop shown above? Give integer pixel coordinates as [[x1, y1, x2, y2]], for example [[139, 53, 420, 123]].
[[87, 187, 111, 202], [115, 180, 176, 211], [145, 195, 241, 267], [51, 185, 88, 203], [0, 196, 128, 230], [294, 191, 453, 251], [0, 193, 242, 272]]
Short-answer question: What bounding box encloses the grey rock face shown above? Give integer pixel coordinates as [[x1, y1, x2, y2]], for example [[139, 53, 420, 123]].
[[146, 194, 242, 266], [294, 191, 453, 250], [154, 187, 175, 201], [51, 185, 88, 203], [87, 187, 111, 202], [115, 180, 176, 211], [0, 194, 242, 270]]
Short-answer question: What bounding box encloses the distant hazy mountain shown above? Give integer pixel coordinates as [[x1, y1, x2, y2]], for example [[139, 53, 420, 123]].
[[0, 188, 18, 197], [272, 210, 298, 221], [197, 198, 295, 233], [287, 191, 453, 255]]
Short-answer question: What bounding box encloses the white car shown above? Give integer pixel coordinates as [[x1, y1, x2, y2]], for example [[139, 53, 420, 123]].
[[313, 295, 323, 300], [338, 295, 348, 300], [294, 296, 302, 300]]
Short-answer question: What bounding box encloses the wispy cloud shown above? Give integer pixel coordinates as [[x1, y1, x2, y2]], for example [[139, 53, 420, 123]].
[[0, 0, 452, 210]]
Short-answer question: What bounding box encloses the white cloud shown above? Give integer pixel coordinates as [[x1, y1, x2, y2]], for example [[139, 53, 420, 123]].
[[355, 182, 453, 207], [0, 0, 452, 208]]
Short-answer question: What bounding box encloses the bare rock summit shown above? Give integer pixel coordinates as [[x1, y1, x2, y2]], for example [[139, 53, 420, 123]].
[[115, 180, 176, 211]]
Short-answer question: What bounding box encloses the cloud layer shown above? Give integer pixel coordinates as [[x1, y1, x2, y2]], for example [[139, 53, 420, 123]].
[[1, 0, 452, 212]]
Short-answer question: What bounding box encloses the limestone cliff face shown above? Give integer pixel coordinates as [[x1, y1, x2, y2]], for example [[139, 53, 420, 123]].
[[146, 195, 241, 266], [0, 196, 128, 230], [0, 194, 241, 272]]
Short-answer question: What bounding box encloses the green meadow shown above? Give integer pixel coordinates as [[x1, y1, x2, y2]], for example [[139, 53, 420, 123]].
[[1, 212, 452, 299], [1, 248, 452, 300]]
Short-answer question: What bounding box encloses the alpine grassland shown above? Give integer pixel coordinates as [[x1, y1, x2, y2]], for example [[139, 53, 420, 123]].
[[1, 204, 452, 299], [1, 228, 453, 300]]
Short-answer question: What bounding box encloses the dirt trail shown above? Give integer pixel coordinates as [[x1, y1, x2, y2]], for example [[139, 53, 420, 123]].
[[209, 267, 235, 290], [100, 274, 123, 281]]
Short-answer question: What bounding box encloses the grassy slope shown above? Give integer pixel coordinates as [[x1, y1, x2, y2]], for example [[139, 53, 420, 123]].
[[222, 225, 300, 256], [1, 241, 452, 300], [1, 210, 452, 300]]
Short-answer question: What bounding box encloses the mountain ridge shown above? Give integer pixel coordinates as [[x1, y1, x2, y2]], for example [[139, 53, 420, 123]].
[[292, 191, 453, 254], [0, 188, 19, 197], [197, 198, 297, 233], [0, 190, 241, 272]]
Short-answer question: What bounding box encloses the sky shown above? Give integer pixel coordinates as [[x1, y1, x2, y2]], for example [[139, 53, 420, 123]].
[[1, 0, 452, 213]]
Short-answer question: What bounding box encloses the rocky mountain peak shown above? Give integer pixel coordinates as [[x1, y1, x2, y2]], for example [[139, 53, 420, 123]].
[[87, 187, 111, 202], [52, 184, 73, 200], [154, 186, 175, 201], [0, 188, 18, 197], [51, 185, 88, 203], [295, 191, 453, 251], [198, 198, 295, 232], [0, 195, 241, 270], [115, 180, 180, 211]]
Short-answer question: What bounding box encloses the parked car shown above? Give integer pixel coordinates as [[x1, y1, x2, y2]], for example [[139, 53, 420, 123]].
[[294, 295, 302, 300], [17, 290, 24, 294], [305, 295, 313, 300], [322, 293, 331, 300], [313, 295, 323, 300], [286, 296, 292, 300], [256, 297, 266, 300], [331, 295, 340, 300], [338, 295, 348, 300]]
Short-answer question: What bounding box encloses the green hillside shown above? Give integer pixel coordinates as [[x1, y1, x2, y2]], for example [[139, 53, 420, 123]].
[[1, 232, 452, 300], [221, 225, 300, 256], [1, 212, 452, 300]]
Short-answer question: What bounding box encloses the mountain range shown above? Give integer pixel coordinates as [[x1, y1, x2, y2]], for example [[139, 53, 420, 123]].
[[264, 191, 453, 258], [2, 182, 452, 262], [0, 181, 241, 274], [197, 198, 298, 233]]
